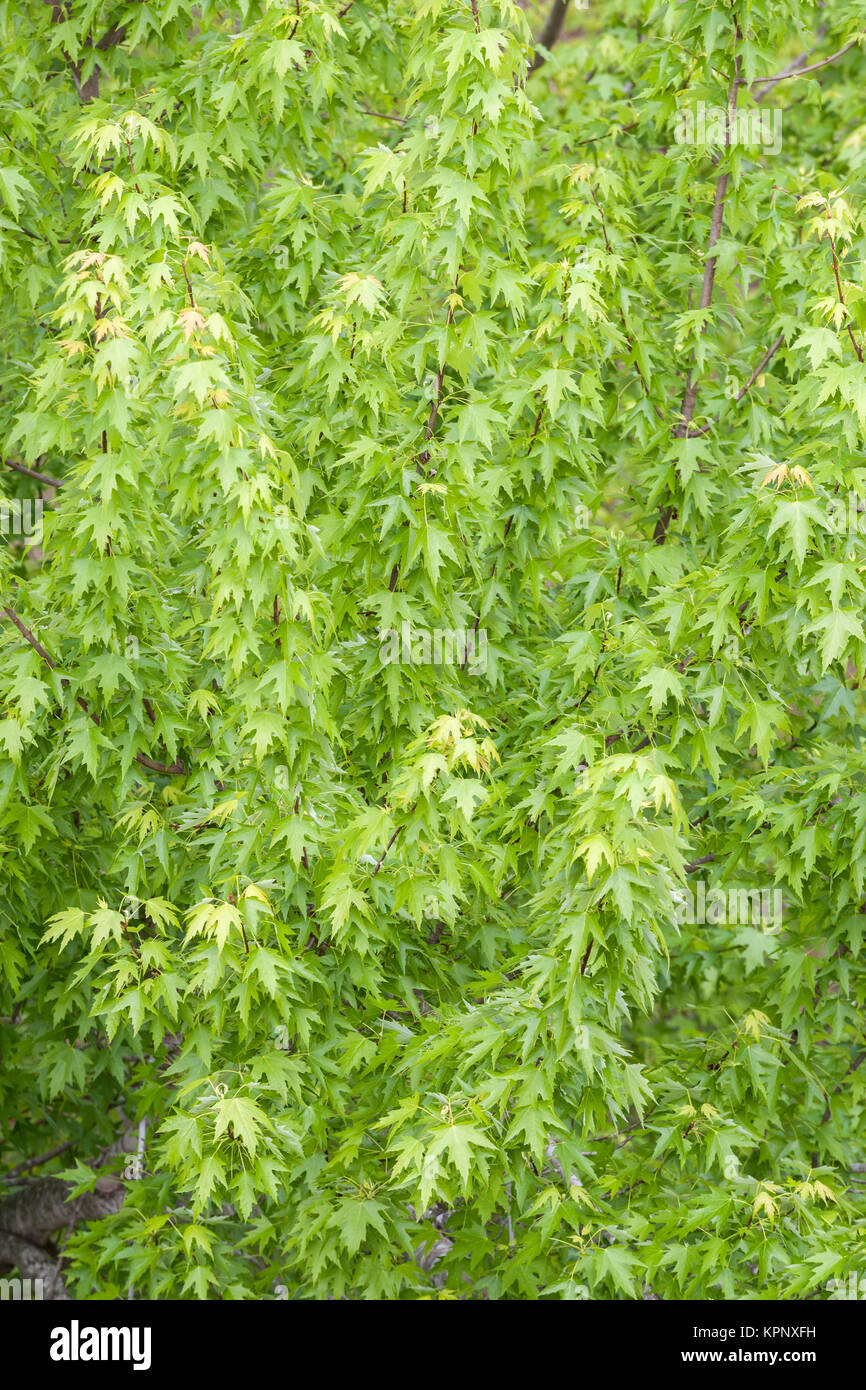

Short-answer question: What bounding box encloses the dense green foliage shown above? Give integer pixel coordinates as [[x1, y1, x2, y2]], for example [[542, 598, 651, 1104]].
[[2, 0, 866, 1300]]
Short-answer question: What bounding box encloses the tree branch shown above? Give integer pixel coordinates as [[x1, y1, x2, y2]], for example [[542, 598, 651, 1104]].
[[754, 34, 859, 96], [371, 803, 418, 876], [821, 1048, 866, 1124], [417, 289, 457, 470], [685, 331, 786, 437], [1, 607, 186, 775], [2, 606, 58, 670], [734, 331, 786, 401], [827, 222, 864, 363], [528, 0, 571, 75], [2, 1141, 74, 1185], [657, 53, 741, 542], [42, 1, 127, 103], [0, 1174, 124, 1244], [751, 28, 825, 98], [0, 1129, 139, 1298], [685, 854, 714, 873], [3, 457, 64, 488], [0, 1229, 69, 1298], [677, 166, 731, 432]]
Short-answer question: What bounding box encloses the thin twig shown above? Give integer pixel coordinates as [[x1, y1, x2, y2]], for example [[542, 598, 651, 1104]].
[[359, 106, 407, 125], [822, 1048, 866, 1124], [685, 332, 786, 437], [371, 824, 404, 876], [371, 804, 418, 876], [1, 607, 185, 775], [685, 854, 714, 874], [827, 220, 864, 363], [3, 458, 64, 488], [2, 1140, 74, 1184], [735, 332, 786, 401], [754, 35, 859, 95], [416, 289, 457, 469]]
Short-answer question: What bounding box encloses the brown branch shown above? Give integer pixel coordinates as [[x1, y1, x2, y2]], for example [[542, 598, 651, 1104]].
[[1, 607, 186, 775], [821, 1048, 866, 1124], [754, 34, 859, 95], [677, 166, 731, 431], [827, 222, 864, 363], [359, 106, 407, 124], [0, 1131, 137, 1254], [657, 54, 741, 542], [134, 752, 186, 775], [417, 290, 458, 471], [425, 367, 448, 447], [580, 119, 639, 147], [461, 488, 521, 671], [43, 2, 128, 103], [3, 458, 64, 488], [3, 606, 95, 723], [93, 24, 126, 52], [751, 30, 824, 98], [685, 854, 714, 874], [734, 331, 787, 400], [529, 0, 571, 75], [372, 824, 406, 876], [685, 331, 786, 437], [371, 803, 418, 876], [731, 332, 783, 400], [2, 1142, 74, 1185], [682, 54, 742, 413], [2, 607, 58, 670], [180, 259, 196, 309], [0, 1129, 138, 1302]]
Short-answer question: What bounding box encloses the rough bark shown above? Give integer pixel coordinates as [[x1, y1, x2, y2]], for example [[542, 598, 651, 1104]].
[[0, 1131, 137, 1298], [0, 1174, 127, 1244], [0, 1230, 68, 1298]]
